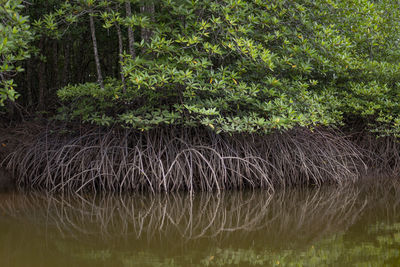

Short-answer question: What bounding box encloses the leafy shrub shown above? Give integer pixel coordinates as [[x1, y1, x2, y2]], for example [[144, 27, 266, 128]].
[[0, 0, 33, 105], [56, 0, 400, 135]]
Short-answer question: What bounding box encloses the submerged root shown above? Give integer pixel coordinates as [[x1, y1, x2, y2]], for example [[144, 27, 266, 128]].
[[5, 126, 365, 193]]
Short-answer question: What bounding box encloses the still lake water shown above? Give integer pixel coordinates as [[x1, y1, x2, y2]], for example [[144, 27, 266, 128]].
[[1, 180, 400, 266]]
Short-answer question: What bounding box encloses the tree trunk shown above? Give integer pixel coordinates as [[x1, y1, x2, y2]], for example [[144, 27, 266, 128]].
[[89, 12, 104, 89], [115, 22, 127, 93], [52, 40, 59, 89], [125, 1, 136, 59], [38, 38, 46, 110], [25, 59, 33, 106], [6, 100, 15, 121], [62, 36, 71, 86], [140, 2, 155, 54], [24, 4, 32, 107]]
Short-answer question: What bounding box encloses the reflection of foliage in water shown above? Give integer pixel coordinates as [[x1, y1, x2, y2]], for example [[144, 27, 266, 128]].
[[199, 222, 400, 266], [60, 221, 400, 267]]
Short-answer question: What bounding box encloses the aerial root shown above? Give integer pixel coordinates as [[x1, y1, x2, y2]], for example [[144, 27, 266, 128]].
[[5, 126, 365, 193]]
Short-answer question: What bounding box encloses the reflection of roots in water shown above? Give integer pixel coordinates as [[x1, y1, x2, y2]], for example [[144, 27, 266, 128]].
[[356, 178, 400, 221], [0, 185, 380, 246]]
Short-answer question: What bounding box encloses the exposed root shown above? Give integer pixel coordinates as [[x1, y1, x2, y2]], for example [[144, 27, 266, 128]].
[[4, 126, 365, 193], [354, 134, 400, 177]]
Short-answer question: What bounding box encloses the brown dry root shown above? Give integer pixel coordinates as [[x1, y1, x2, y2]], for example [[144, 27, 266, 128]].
[[354, 134, 400, 177], [5, 126, 365, 193]]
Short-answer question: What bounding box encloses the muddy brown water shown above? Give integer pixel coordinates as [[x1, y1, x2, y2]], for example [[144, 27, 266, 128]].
[[0, 179, 400, 266]]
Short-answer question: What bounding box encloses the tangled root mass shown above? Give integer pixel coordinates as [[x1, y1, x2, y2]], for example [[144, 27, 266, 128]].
[[5, 127, 365, 193]]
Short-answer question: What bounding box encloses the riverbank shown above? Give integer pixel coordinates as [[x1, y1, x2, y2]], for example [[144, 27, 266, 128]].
[[0, 121, 45, 191], [2, 121, 399, 193], [0, 123, 13, 191], [0, 121, 390, 193]]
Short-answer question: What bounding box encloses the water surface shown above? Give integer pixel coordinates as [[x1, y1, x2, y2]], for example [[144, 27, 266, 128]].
[[1, 180, 400, 266]]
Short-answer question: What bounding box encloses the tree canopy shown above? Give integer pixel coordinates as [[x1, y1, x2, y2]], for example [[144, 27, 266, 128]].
[[2, 0, 400, 136]]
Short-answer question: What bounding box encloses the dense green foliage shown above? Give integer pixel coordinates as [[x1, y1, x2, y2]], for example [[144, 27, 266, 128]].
[[0, 0, 32, 105], [3, 0, 400, 136]]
